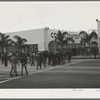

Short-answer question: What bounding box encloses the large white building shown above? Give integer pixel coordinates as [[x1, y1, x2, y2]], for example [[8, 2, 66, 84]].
[[6, 27, 80, 51]]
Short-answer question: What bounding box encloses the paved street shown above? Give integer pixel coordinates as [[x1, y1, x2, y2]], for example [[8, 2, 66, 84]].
[[0, 59, 100, 88]]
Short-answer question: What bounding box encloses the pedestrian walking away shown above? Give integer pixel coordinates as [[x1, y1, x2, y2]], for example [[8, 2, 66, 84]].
[[68, 50, 72, 62], [20, 53, 28, 76], [4, 53, 8, 67], [36, 52, 42, 70], [1, 53, 4, 64], [10, 53, 18, 77], [31, 53, 35, 66]]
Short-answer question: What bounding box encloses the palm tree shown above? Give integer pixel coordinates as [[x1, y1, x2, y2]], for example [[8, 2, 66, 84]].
[[79, 31, 88, 37], [79, 31, 88, 48], [13, 35, 27, 52], [88, 31, 98, 57], [79, 31, 97, 48], [55, 30, 64, 44], [89, 31, 98, 46], [63, 37, 75, 49], [0, 32, 12, 53], [9, 40, 16, 46], [79, 31, 98, 57], [56, 30, 74, 49]]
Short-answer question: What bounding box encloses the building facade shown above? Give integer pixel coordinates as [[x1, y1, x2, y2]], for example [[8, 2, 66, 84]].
[[6, 27, 80, 52]]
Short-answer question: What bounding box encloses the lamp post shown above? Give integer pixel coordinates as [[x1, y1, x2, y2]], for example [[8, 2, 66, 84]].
[[96, 19, 100, 56]]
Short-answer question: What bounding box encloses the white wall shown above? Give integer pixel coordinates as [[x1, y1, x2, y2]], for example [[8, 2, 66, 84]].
[[44, 28, 58, 50], [6, 29, 44, 51], [6, 28, 81, 51]]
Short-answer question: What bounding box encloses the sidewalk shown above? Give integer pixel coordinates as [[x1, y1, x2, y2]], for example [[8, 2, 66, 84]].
[[72, 55, 100, 59]]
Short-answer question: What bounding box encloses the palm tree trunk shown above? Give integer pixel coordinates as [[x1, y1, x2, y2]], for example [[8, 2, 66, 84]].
[[89, 42, 91, 58], [61, 44, 63, 50], [4, 47, 6, 53], [2, 47, 6, 53], [54, 41, 56, 52], [19, 46, 22, 53], [22, 46, 25, 53], [95, 55, 96, 58], [84, 42, 86, 48]]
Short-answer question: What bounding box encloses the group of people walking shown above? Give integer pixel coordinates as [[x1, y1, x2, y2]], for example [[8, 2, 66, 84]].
[[10, 53, 28, 77], [0, 49, 72, 77]]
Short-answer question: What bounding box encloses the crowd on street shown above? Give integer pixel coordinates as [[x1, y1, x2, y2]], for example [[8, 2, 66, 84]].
[[0, 50, 72, 77]]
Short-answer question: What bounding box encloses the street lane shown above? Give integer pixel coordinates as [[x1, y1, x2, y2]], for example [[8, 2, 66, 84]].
[[0, 59, 100, 88]]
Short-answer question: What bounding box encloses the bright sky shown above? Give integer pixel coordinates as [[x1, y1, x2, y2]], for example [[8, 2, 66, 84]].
[[0, 1, 100, 33]]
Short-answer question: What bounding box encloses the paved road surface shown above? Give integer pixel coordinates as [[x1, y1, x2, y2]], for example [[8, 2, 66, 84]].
[[0, 59, 100, 88]]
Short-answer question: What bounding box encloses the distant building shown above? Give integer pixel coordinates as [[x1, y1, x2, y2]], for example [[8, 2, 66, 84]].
[[5, 27, 81, 52]]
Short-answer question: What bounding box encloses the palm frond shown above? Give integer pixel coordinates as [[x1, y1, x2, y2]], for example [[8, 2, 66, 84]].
[[79, 31, 88, 37], [13, 35, 22, 41], [62, 31, 68, 37], [4, 35, 10, 41], [90, 31, 98, 39], [22, 38, 27, 42], [56, 30, 63, 43]]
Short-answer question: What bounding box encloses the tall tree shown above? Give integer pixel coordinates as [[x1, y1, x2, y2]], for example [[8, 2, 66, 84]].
[[56, 30, 74, 49], [13, 35, 27, 52], [9, 40, 16, 46], [63, 37, 75, 48], [79, 31, 98, 57], [89, 31, 98, 47], [79, 31, 98, 47], [56, 30, 64, 44], [79, 31, 88, 48], [0, 32, 12, 53]]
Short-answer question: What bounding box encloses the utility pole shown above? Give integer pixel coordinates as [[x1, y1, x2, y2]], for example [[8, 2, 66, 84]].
[[96, 19, 100, 56]]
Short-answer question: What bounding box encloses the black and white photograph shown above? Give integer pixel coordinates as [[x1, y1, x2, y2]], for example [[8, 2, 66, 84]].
[[0, 1, 100, 89]]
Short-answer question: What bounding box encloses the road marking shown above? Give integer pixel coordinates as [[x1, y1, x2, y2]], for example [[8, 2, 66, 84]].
[[0, 59, 94, 84]]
